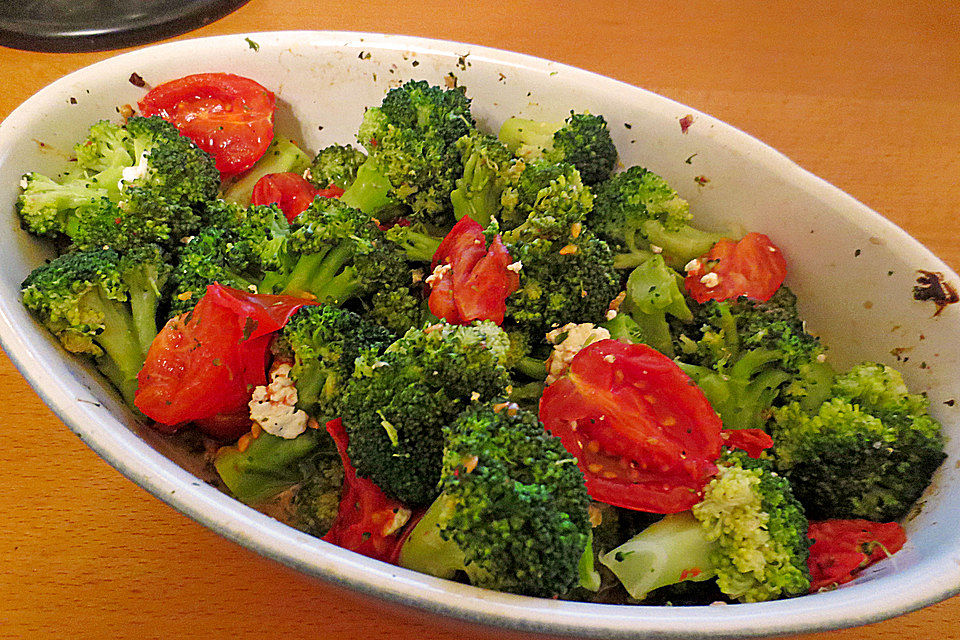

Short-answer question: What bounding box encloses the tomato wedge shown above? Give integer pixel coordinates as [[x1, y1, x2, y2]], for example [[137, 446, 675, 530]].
[[323, 418, 411, 563], [135, 284, 315, 434], [427, 216, 519, 325], [138, 73, 276, 176], [251, 172, 345, 222], [539, 339, 723, 513], [721, 428, 774, 459], [684, 232, 787, 303], [807, 519, 907, 591]]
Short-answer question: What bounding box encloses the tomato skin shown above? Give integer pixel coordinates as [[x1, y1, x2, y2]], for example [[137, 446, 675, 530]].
[[251, 172, 344, 222], [721, 428, 774, 458], [684, 232, 787, 303], [323, 418, 411, 563], [134, 284, 314, 432], [138, 73, 276, 176], [807, 519, 907, 591], [539, 340, 723, 513], [427, 217, 519, 325]]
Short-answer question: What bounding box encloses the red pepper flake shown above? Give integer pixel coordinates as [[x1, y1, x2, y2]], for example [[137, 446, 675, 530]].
[[694, 175, 710, 186], [679, 114, 694, 133]]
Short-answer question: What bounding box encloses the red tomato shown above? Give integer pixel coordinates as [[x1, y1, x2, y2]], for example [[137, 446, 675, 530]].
[[807, 519, 907, 591], [684, 232, 787, 303], [251, 172, 345, 222], [138, 73, 276, 176], [427, 216, 519, 325], [539, 340, 723, 513], [135, 284, 314, 433], [323, 418, 411, 563], [721, 428, 774, 458]]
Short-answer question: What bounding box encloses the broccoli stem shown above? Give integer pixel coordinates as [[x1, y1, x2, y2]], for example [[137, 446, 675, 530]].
[[398, 493, 466, 580], [599, 511, 717, 601], [280, 243, 359, 303], [385, 226, 443, 262], [83, 290, 146, 405], [641, 220, 726, 269], [339, 158, 397, 215], [450, 152, 501, 227], [498, 117, 561, 154], [514, 355, 547, 380], [578, 530, 602, 592], [122, 272, 162, 356], [214, 430, 324, 505]]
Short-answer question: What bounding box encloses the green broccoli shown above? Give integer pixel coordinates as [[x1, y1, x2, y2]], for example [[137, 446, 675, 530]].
[[601, 449, 811, 603], [221, 136, 312, 205], [20, 245, 170, 404], [505, 231, 620, 343], [499, 112, 617, 185], [770, 362, 947, 522], [274, 304, 394, 423], [347, 80, 476, 227], [291, 455, 346, 537], [449, 130, 520, 227], [589, 166, 726, 269], [384, 223, 444, 263], [500, 161, 593, 243], [602, 253, 692, 357], [398, 403, 591, 597], [339, 321, 511, 506], [308, 144, 367, 190], [214, 427, 334, 505], [258, 198, 417, 318], [168, 201, 291, 316], [675, 287, 834, 430], [18, 116, 219, 252]]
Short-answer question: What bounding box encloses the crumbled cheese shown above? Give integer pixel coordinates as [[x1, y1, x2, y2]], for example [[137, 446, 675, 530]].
[[118, 152, 150, 191], [470, 391, 481, 402], [650, 244, 663, 254], [816, 353, 827, 363], [19, 176, 28, 190], [605, 308, 618, 321], [424, 262, 452, 288], [603, 354, 616, 363], [544, 322, 611, 384], [248, 362, 309, 439], [302, 168, 313, 182], [684, 258, 702, 274], [382, 508, 412, 536], [700, 272, 720, 288], [506, 261, 523, 273]]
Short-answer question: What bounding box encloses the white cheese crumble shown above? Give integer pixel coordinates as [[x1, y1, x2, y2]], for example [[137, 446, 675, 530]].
[[684, 258, 702, 274], [699, 272, 720, 288], [544, 322, 611, 384], [248, 362, 309, 439], [506, 260, 523, 273], [424, 262, 452, 288]]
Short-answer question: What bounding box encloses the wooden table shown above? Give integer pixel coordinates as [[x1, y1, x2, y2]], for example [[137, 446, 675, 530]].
[[2, 1, 959, 638]]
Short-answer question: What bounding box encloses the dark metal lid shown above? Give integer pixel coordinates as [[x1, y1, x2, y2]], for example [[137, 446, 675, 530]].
[[0, 0, 251, 53]]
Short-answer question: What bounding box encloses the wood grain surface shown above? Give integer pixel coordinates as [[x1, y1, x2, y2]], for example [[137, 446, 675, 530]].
[[2, 1, 960, 638]]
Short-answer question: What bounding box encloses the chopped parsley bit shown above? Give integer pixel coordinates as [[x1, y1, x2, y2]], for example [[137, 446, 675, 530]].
[[244, 37, 260, 51], [685, 153, 698, 164], [854, 249, 862, 257]]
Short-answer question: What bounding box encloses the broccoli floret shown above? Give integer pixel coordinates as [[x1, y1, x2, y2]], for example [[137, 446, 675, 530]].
[[449, 130, 520, 227], [675, 287, 834, 430], [221, 136, 312, 205], [601, 449, 811, 603], [308, 144, 367, 190], [292, 452, 346, 537], [169, 201, 291, 316], [214, 428, 333, 505], [505, 231, 620, 343], [499, 112, 617, 186], [259, 198, 415, 310], [589, 166, 725, 269], [398, 403, 591, 597], [603, 254, 692, 357], [20, 245, 170, 404], [500, 161, 593, 243], [18, 116, 220, 253], [276, 304, 394, 423], [350, 80, 476, 226], [770, 362, 947, 522], [340, 321, 511, 506], [384, 223, 444, 262]]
